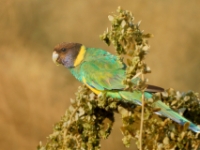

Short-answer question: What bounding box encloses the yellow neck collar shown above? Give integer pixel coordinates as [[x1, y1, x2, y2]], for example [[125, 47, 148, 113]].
[[74, 45, 86, 66]]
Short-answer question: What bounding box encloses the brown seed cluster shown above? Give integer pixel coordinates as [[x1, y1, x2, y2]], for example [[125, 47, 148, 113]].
[[38, 7, 200, 150]]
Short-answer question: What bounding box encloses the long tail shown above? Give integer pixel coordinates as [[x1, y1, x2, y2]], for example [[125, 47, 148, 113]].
[[107, 90, 200, 133], [154, 100, 200, 133]]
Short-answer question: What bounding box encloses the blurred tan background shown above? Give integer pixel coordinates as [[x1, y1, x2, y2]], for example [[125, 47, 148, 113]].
[[0, 0, 200, 149]]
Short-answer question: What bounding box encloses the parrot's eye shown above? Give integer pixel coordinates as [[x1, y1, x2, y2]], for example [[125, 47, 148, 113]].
[[61, 48, 67, 52]]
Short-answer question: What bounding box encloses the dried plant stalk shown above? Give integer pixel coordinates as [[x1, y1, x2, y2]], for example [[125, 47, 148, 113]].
[[38, 7, 200, 150]]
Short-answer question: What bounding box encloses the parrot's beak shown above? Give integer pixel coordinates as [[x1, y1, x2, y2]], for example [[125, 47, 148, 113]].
[[52, 51, 60, 66]]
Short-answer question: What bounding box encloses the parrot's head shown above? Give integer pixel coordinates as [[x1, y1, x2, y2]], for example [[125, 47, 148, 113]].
[[52, 42, 85, 68]]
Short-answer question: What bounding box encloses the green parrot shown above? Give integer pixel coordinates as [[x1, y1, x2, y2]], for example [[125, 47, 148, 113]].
[[52, 42, 200, 133]]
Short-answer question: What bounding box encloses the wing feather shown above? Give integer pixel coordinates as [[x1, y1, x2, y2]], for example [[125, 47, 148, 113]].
[[70, 47, 164, 93], [78, 48, 126, 91]]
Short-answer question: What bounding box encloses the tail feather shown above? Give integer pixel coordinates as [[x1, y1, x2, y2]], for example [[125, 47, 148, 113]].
[[109, 90, 200, 133], [154, 100, 200, 133]]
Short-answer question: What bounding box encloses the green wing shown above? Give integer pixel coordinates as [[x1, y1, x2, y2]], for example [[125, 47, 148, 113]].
[[78, 48, 126, 91]]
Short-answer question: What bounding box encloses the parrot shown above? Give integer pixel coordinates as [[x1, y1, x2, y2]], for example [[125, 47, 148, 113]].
[[52, 42, 200, 133]]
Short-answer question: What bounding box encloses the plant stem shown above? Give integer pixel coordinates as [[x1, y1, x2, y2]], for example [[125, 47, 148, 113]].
[[139, 73, 145, 150]]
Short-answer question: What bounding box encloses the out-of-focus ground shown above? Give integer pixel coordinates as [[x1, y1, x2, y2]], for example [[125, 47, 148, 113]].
[[0, 0, 200, 149]]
